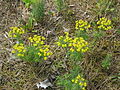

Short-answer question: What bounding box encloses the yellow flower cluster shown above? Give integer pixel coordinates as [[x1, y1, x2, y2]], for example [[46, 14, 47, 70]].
[[38, 45, 53, 60], [71, 75, 87, 90], [56, 32, 72, 48], [57, 32, 89, 53], [97, 17, 112, 30], [8, 27, 25, 38], [28, 35, 45, 46], [12, 43, 26, 57], [28, 35, 52, 60], [75, 20, 90, 31]]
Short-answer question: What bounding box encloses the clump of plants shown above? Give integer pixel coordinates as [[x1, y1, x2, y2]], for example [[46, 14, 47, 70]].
[[57, 66, 87, 90], [57, 74, 87, 90], [75, 20, 91, 31], [32, 0, 45, 22], [94, 17, 112, 38], [56, 32, 89, 53], [55, 17, 115, 89], [71, 74, 87, 90], [8, 27, 52, 62], [8, 27, 25, 38], [101, 53, 112, 69], [21, 0, 45, 30], [75, 19, 91, 39], [56, 32, 89, 61], [55, 30, 89, 89], [74, 17, 113, 40], [97, 17, 112, 30]]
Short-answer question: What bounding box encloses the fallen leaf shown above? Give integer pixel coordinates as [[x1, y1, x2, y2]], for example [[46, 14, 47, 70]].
[[36, 79, 53, 89]]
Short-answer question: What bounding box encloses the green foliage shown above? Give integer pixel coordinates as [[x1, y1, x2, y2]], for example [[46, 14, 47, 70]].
[[22, 0, 31, 4], [93, 30, 105, 39], [55, 0, 65, 12], [93, 0, 115, 15], [32, 0, 45, 22], [67, 51, 83, 61], [75, 30, 89, 40], [22, 0, 37, 5], [25, 16, 34, 30], [101, 54, 112, 69], [22, 45, 40, 62], [22, 0, 45, 23], [112, 73, 120, 82], [56, 66, 87, 90], [56, 66, 79, 89], [22, 0, 32, 8], [117, 29, 120, 34]]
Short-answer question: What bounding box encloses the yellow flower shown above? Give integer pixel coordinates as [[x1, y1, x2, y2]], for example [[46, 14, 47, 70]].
[[83, 82, 87, 86], [81, 78, 85, 81], [85, 24, 90, 28], [38, 52, 42, 56], [57, 42, 61, 46], [97, 21, 100, 24], [44, 45, 50, 48], [11, 50, 16, 53], [33, 43, 37, 46], [59, 36, 63, 40], [28, 37, 32, 40], [81, 49, 85, 52], [76, 75, 81, 79], [17, 53, 24, 57], [71, 79, 75, 82], [40, 41, 44, 44], [40, 49, 44, 52], [23, 49, 26, 53], [73, 43, 77, 47], [13, 35, 17, 38], [75, 19, 90, 31], [70, 48, 74, 52], [13, 44, 18, 49], [34, 35, 37, 37], [36, 41, 40, 43], [76, 48, 81, 52], [106, 26, 112, 30], [41, 36, 45, 40], [47, 52, 52, 56], [64, 32, 69, 36], [44, 48, 49, 52], [62, 44, 67, 47], [73, 39, 77, 43], [8, 27, 25, 38], [82, 87, 86, 90], [68, 43, 72, 47], [75, 80, 78, 83], [33, 37, 38, 41], [28, 37, 34, 42], [18, 49, 22, 52], [44, 52, 47, 56], [79, 82, 83, 86], [64, 39, 67, 42], [97, 17, 112, 30], [44, 57, 47, 60], [57, 33, 88, 53]]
